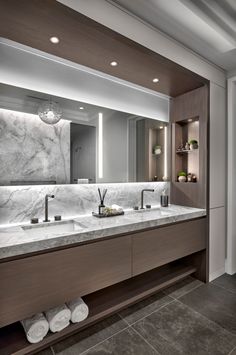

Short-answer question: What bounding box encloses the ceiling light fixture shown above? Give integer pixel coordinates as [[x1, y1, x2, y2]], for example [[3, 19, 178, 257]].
[[50, 36, 60, 44], [160, 126, 163, 129], [153, 78, 159, 83], [38, 100, 62, 124], [110, 61, 118, 67], [79, 106, 84, 110]]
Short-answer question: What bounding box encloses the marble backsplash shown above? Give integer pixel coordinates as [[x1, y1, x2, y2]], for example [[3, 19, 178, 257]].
[[0, 182, 170, 225], [0, 109, 70, 185]]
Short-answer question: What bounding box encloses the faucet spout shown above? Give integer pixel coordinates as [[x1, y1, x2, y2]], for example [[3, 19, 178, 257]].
[[141, 189, 154, 209], [43, 194, 55, 222]]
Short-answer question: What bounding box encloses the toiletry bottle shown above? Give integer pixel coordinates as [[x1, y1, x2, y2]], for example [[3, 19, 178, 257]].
[[99, 202, 105, 215], [160, 189, 169, 207]]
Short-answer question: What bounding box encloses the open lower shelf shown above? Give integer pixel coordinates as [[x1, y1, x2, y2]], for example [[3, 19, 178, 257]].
[[0, 263, 197, 355], [176, 149, 198, 154]]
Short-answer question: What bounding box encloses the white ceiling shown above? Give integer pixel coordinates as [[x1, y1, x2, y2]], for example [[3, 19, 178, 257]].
[[109, 0, 236, 72]]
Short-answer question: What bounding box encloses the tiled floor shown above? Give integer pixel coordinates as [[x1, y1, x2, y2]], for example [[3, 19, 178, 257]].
[[37, 274, 236, 355]]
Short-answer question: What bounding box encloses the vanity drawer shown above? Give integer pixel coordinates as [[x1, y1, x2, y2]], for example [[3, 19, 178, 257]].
[[132, 218, 206, 276], [0, 236, 131, 327]]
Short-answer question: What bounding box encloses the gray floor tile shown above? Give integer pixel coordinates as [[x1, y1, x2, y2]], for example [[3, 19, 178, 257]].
[[36, 348, 54, 355], [179, 283, 236, 334], [212, 273, 236, 294], [84, 327, 158, 355], [118, 291, 172, 325], [133, 300, 236, 355], [52, 314, 127, 355], [229, 347, 236, 355], [163, 276, 203, 299]]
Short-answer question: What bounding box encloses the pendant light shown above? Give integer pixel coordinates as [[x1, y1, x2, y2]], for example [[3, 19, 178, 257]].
[[38, 99, 62, 125]]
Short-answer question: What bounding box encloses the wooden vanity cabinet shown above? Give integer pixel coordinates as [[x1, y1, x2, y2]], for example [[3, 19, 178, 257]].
[[0, 217, 206, 330], [0, 236, 132, 327], [132, 218, 206, 276]]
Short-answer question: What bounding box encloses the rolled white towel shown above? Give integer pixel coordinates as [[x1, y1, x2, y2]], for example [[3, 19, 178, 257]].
[[45, 304, 71, 333], [111, 204, 123, 212], [21, 312, 49, 344], [66, 297, 89, 323]]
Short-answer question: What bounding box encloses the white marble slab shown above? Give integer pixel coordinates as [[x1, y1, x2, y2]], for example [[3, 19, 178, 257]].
[[0, 182, 169, 224], [0, 204, 206, 260], [0, 109, 70, 185]]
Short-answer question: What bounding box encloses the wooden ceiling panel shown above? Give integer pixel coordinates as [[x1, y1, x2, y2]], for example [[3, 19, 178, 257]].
[[0, 0, 208, 97]]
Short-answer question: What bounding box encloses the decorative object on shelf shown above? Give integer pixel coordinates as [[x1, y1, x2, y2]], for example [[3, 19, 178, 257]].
[[160, 189, 169, 207], [192, 174, 197, 182], [98, 188, 107, 215], [177, 141, 184, 151], [38, 99, 63, 125], [178, 171, 187, 182], [189, 139, 198, 150], [185, 142, 190, 150], [187, 173, 192, 182], [162, 175, 168, 182], [153, 145, 162, 155], [153, 176, 158, 181]]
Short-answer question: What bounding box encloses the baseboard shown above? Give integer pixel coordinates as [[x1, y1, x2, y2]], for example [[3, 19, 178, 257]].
[[209, 267, 225, 282], [225, 260, 236, 275]]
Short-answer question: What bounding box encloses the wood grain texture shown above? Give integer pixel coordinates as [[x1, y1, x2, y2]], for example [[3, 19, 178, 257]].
[[0, 236, 132, 327], [171, 85, 209, 208], [0, 0, 208, 97], [133, 218, 206, 276], [0, 263, 196, 355]]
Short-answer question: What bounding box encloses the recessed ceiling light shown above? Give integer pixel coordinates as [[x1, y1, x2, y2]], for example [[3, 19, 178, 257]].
[[79, 106, 84, 110], [50, 36, 60, 44], [160, 126, 163, 129], [152, 78, 159, 83], [110, 61, 118, 67], [188, 119, 193, 122]]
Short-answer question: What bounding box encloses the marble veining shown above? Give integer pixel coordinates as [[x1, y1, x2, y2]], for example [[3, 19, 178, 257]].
[[0, 204, 206, 259], [0, 109, 70, 185], [0, 182, 169, 224]]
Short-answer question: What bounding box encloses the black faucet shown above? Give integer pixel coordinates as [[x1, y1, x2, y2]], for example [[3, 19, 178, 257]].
[[141, 189, 154, 209], [43, 194, 55, 222]]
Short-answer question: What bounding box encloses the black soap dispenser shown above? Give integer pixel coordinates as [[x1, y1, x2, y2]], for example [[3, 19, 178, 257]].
[[160, 189, 169, 207]]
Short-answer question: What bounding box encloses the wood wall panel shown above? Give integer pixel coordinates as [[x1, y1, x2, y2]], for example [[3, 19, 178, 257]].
[[0, 0, 207, 97], [0, 236, 132, 327], [133, 218, 206, 276]]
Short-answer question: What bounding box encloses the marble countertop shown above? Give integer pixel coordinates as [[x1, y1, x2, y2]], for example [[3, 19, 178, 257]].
[[0, 205, 206, 260]]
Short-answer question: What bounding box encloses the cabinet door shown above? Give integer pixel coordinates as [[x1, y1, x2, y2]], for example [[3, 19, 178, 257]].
[[133, 218, 206, 276], [0, 236, 131, 327]]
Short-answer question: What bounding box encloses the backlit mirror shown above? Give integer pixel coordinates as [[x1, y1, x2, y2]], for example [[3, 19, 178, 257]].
[[0, 83, 170, 185]]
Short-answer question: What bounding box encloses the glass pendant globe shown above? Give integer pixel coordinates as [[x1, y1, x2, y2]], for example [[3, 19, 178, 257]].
[[38, 101, 62, 124]]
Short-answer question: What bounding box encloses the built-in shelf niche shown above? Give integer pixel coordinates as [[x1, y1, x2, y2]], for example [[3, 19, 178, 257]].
[[170, 85, 208, 208], [136, 119, 168, 182], [174, 117, 199, 182]]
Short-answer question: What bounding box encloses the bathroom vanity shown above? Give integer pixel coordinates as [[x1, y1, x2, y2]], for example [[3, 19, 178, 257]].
[[0, 3, 210, 353], [0, 205, 207, 354]]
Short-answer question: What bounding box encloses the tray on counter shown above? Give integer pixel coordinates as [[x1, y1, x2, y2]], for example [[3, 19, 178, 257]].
[[92, 211, 125, 218]]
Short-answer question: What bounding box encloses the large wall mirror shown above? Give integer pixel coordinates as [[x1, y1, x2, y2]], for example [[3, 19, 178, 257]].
[[0, 83, 170, 185]]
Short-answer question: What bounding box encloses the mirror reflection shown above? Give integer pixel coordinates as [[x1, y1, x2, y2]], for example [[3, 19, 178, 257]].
[[0, 84, 169, 185]]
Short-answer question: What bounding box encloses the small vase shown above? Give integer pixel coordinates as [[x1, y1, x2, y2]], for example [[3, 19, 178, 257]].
[[178, 176, 186, 183], [190, 143, 198, 150], [154, 148, 161, 155]]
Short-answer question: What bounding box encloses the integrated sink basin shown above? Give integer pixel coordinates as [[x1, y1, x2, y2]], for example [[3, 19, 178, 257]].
[[21, 220, 86, 237]]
